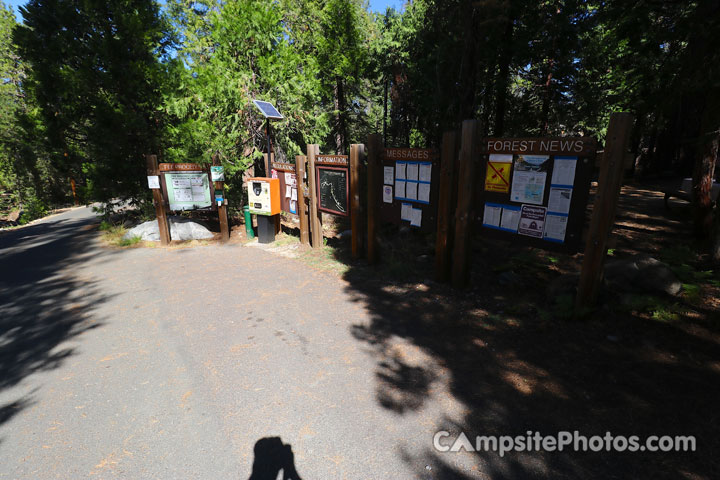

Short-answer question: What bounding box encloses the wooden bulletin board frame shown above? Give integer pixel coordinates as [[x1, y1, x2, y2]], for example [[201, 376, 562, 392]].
[[158, 163, 217, 212], [476, 137, 597, 253], [314, 155, 350, 217], [271, 161, 299, 216], [379, 148, 440, 233]]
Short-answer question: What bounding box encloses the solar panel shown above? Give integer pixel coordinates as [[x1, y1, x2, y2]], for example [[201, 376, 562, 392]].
[[252, 100, 284, 120]]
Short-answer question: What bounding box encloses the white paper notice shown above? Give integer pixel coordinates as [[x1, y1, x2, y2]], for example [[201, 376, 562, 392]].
[[500, 207, 521, 232], [483, 204, 502, 227], [548, 187, 572, 214], [401, 203, 412, 221], [285, 185, 292, 198], [384, 166, 394, 185], [544, 214, 568, 242], [419, 163, 432, 183], [406, 163, 419, 181], [383, 185, 393, 203], [285, 172, 293, 185], [191, 185, 206, 201], [418, 183, 431, 203], [175, 188, 192, 202], [395, 180, 406, 199], [410, 207, 422, 227], [147, 175, 160, 189], [291, 188, 297, 201], [406, 181, 418, 200], [551, 157, 577, 186], [510, 155, 549, 205], [396, 162, 406, 180], [172, 178, 191, 188]]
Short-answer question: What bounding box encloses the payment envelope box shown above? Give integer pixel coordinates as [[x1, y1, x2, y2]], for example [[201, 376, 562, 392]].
[[247, 177, 280, 216]]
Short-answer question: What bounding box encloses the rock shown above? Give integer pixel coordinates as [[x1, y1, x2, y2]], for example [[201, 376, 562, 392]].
[[498, 270, 521, 286], [123, 216, 214, 242], [604, 254, 681, 296]]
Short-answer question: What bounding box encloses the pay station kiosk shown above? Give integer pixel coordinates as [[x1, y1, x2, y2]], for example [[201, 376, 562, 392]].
[[247, 177, 280, 243]]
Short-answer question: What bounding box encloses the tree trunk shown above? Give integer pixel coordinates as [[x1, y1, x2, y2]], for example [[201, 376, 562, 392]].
[[334, 77, 346, 155], [693, 131, 719, 238], [713, 192, 720, 261], [493, 18, 514, 136]]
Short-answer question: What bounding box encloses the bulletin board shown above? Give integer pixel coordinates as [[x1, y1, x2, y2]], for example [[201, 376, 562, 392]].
[[379, 148, 439, 233], [476, 137, 597, 253], [315, 155, 350, 217], [271, 161, 299, 216], [158, 163, 216, 212]]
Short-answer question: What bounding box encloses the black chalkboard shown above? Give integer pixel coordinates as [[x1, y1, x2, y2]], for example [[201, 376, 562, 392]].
[[316, 166, 349, 216]]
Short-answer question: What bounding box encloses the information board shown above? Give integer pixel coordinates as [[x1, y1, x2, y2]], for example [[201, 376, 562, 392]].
[[316, 166, 349, 216], [164, 171, 212, 211], [271, 161, 299, 215], [477, 137, 596, 252], [379, 148, 439, 232]]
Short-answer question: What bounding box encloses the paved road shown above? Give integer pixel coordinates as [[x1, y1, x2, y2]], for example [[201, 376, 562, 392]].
[[0, 207, 473, 479]]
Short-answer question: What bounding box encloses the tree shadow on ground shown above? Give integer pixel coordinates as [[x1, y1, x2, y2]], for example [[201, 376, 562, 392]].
[[0, 214, 113, 431], [336, 185, 719, 479]]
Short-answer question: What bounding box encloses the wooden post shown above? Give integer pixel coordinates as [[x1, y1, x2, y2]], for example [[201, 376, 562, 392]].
[[307, 144, 323, 248], [295, 155, 310, 245], [576, 112, 634, 310], [212, 154, 230, 242], [451, 120, 481, 288], [366, 134, 382, 264], [145, 154, 170, 245], [70, 178, 79, 206], [435, 131, 459, 282], [350, 143, 364, 260]]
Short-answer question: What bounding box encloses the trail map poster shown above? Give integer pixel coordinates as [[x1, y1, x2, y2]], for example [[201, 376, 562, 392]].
[[164, 172, 212, 211], [317, 166, 349, 216]]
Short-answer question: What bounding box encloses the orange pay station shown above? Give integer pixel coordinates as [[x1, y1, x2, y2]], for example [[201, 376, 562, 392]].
[[247, 177, 280, 243]]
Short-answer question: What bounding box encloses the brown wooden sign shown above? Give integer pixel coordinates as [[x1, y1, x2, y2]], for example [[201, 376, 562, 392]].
[[270, 161, 299, 215], [476, 137, 597, 252], [384, 148, 437, 161], [315, 155, 349, 166], [159, 163, 204, 171], [486, 137, 596, 156], [378, 147, 440, 233], [316, 165, 349, 216]]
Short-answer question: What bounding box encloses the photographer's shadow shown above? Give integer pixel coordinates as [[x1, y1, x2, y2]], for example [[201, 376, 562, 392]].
[[247, 437, 303, 480]]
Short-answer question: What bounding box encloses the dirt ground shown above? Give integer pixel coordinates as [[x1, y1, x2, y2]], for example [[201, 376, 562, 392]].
[[236, 182, 719, 479]]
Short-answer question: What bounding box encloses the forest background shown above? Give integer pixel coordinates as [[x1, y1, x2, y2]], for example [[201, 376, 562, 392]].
[[1, 0, 719, 249]]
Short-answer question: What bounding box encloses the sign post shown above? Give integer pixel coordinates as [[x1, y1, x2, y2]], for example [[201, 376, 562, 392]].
[[145, 154, 171, 245], [307, 144, 323, 248], [212, 154, 230, 242], [350, 144, 364, 260]]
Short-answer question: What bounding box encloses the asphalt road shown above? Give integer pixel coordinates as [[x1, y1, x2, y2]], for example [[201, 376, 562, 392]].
[[0, 207, 474, 479]]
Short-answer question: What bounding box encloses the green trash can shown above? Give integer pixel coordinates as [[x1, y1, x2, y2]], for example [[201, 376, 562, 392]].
[[243, 205, 255, 239]]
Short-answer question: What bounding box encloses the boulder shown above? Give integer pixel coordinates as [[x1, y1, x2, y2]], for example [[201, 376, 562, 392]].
[[123, 216, 214, 242], [604, 254, 682, 296]]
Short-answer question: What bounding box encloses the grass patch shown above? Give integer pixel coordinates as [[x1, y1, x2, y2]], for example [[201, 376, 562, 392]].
[[100, 224, 142, 248]]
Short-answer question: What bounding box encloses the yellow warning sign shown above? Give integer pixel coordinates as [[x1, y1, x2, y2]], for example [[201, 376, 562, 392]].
[[484, 154, 513, 193]]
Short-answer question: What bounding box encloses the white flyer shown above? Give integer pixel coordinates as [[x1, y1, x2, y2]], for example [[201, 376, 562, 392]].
[[383, 185, 393, 203], [551, 156, 577, 186], [410, 207, 422, 227], [483, 204, 502, 228], [384, 166, 394, 185], [500, 206, 521, 232], [510, 155, 549, 205], [418, 183, 431, 203], [395, 180, 406, 199], [548, 187, 572, 214], [147, 175, 160, 189], [395, 162, 406, 180], [401, 203, 412, 221], [406, 181, 418, 200], [291, 188, 297, 201], [419, 163, 432, 183], [406, 163, 419, 181], [544, 214, 568, 242]]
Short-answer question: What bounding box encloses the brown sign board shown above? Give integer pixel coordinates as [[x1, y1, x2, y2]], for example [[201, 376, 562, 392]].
[[315, 155, 349, 167], [476, 137, 597, 253], [378, 148, 439, 233], [159, 163, 204, 171], [270, 162, 299, 215]]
